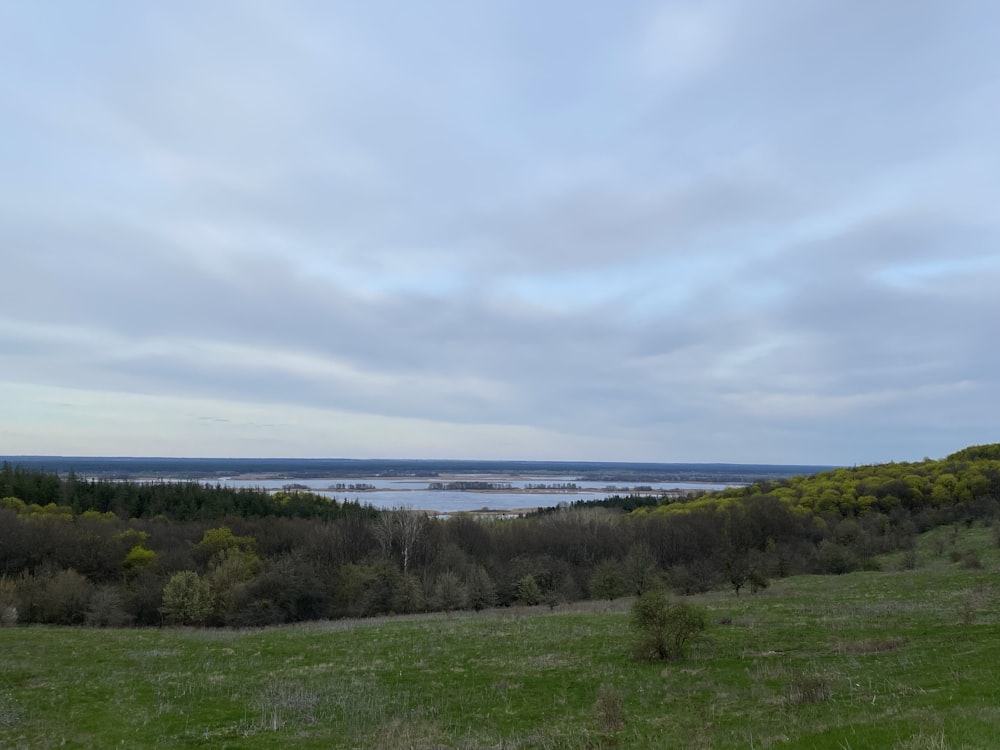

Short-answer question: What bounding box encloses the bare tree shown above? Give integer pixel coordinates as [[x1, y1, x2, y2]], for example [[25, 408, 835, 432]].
[[371, 508, 426, 573]]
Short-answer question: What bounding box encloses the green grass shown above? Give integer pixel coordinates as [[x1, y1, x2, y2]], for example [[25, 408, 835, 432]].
[[1, 524, 999, 749]]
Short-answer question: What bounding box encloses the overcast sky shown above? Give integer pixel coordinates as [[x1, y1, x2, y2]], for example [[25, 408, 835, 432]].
[[1, 1, 998, 465]]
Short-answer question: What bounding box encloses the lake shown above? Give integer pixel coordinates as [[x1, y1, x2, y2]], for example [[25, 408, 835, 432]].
[[212, 476, 742, 515]]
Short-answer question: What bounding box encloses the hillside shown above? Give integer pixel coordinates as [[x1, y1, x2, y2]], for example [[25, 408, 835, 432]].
[[1, 523, 997, 748], [1, 444, 998, 627]]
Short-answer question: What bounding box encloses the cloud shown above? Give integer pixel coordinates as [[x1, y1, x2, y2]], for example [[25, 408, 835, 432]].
[[1, 1, 999, 464], [638, 1, 738, 83]]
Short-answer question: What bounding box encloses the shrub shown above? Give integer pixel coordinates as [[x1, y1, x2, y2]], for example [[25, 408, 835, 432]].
[[466, 566, 497, 611], [85, 586, 132, 627], [39, 569, 93, 625], [898, 548, 919, 571], [431, 571, 468, 612], [160, 571, 213, 625], [814, 541, 858, 575], [514, 574, 541, 606], [666, 561, 717, 595], [630, 589, 707, 661], [960, 549, 983, 570], [589, 560, 629, 601], [123, 571, 165, 626]]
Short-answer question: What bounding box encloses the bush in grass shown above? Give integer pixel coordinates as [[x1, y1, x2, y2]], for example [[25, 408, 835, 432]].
[[38, 569, 93, 625], [623, 543, 660, 596], [666, 561, 718, 595], [898, 548, 919, 571], [589, 559, 629, 601], [160, 571, 213, 625], [630, 589, 707, 661], [960, 549, 983, 569], [431, 570, 468, 612], [235, 555, 333, 625], [206, 547, 257, 622], [466, 565, 497, 611], [124, 570, 166, 626], [85, 586, 132, 627], [814, 540, 858, 575], [515, 574, 541, 606]]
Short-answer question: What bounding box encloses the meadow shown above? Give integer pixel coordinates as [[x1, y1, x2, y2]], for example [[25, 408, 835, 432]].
[[1, 523, 997, 749]]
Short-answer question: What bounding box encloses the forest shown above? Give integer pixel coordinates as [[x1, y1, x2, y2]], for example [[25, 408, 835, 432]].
[[1, 444, 999, 628]]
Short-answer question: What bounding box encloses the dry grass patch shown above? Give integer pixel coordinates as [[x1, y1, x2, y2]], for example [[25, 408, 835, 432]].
[[833, 635, 907, 655], [784, 673, 833, 706], [895, 731, 950, 750], [0, 693, 24, 729], [592, 683, 625, 733]]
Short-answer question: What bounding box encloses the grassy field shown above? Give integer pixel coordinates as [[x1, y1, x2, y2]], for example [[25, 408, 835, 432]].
[[1, 524, 998, 749]]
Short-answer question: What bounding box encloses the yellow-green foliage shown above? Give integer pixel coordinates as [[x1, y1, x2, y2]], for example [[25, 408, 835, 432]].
[[3, 496, 118, 521], [80, 509, 118, 521], [273, 489, 331, 506], [198, 526, 260, 572], [7, 500, 74, 520], [1, 496, 26, 513], [633, 443, 1000, 520], [198, 526, 256, 555], [160, 571, 213, 625], [123, 544, 157, 573]]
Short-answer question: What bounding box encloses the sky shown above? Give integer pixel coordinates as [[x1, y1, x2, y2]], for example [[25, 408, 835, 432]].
[[1, 1, 998, 465]]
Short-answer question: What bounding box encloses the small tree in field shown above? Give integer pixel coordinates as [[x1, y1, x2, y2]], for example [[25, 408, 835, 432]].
[[590, 560, 629, 601], [160, 571, 213, 625], [514, 574, 541, 606], [630, 589, 707, 661]]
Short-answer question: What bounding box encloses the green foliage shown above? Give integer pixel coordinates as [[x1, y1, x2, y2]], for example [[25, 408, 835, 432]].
[[724, 552, 770, 596], [622, 543, 659, 595], [123, 544, 156, 574], [198, 526, 258, 565], [430, 571, 468, 611], [205, 548, 257, 621], [0, 497, 25, 514], [1, 529, 1000, 748], [160, 571, 213, 625], [0, 464, 374, 521], [2, 443, 1000, 628], [947, 443, 1000, 462], [514, 574, 541, 606], [630, 589, 707, 661], [589, 559, 629, 600], [466, 565, 497, 611], [815, 540, 858, 574]]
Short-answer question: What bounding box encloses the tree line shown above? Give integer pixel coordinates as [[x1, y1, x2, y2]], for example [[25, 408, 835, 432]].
[[1, 444, 999, 628]]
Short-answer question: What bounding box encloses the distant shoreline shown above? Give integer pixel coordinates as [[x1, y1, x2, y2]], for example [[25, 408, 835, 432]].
[[2, 456, 835, 485], [228, 474, 730, 497]]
